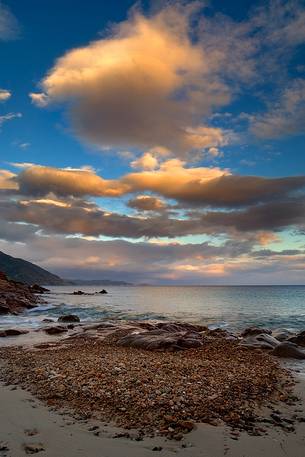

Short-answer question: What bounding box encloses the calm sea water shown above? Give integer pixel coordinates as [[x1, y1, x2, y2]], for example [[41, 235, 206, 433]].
[[1, 285, 305, 332]]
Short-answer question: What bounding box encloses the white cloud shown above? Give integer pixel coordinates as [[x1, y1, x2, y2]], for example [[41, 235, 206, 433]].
[[0, 89, 11, 101], [0, 112, 22, 127]]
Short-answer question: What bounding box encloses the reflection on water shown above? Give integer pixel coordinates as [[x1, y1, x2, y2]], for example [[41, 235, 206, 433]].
[[1, 285, 305, 331]]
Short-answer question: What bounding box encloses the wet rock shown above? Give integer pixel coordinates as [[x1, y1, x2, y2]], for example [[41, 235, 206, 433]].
[[73, 290, 85, 295], [241, 327, 272, 337], [42, 318, 55, 323], [29, 284, 50, 294], [58, 314, 80, 323], [44, 326, 68, 335], [0, 328, 29, 337], [288, 331, 305, 347], [241, 333, 279, 350], [272, 342, 305, 359], [99, 289, 108, 294]]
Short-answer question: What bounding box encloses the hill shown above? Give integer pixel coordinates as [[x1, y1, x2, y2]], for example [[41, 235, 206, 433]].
[[67, 278, 133, 286], [0, 251, 65, 285]]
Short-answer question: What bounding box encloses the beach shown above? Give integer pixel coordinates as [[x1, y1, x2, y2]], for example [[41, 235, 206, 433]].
[[1, 324, 305, 456]]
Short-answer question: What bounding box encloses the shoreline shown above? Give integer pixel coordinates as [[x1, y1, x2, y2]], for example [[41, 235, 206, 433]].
[[1, 368, 305, 456], [1, 320, 305, 455]]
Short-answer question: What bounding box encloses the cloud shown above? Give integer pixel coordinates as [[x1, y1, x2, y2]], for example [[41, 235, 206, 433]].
[[0, 169, 17, 190], [0, 2, 19, 40], [0, 89, 11, 101], [250, 79, 305, 138], [1, 233, 304, 284], [30, 4, 231, 157], [17, 165, 126, 197], [0, 112, 22, 127], [131, 152, 159, 170], [15, 162, 305, 209], [1, 192, 305, 240], [127, 195, 166, 212]]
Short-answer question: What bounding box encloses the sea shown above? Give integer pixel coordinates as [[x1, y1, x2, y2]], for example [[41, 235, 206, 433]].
[[1, 284, 305, 332]]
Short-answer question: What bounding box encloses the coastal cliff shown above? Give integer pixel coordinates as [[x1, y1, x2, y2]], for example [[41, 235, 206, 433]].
[[0, 272, 42, 315]]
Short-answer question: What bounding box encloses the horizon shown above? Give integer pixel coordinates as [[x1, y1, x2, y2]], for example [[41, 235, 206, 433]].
[[1, 0, 305, 285]]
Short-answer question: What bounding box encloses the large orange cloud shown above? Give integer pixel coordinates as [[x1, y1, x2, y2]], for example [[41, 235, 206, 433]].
[[15, 162, 305, 208], [30, 4, 230, 156]]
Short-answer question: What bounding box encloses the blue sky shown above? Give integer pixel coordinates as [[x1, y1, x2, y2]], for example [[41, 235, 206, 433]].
[[0, 0, 305, 284]]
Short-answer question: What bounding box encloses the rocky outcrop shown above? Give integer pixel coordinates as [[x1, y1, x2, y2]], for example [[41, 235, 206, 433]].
[[0, 272, 42, 315], [58, 314, 80, 323], [272, 342, 305, 359], [29, 284, 50, 294], [117, 328, 204, 350], [240, 333, 280, 350], [73, 290, 86, 295]]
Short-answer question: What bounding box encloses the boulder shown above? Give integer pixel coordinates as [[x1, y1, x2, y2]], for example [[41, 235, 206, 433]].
[[240, 333, 279, 350], [288, 331, 305, 347], [118, 329, 203, 351], [58, 314, 80, 323], [42, 318, 55, 323], [44, 326, 68, 335], [241, 327, 272, 337], [272, 342, 305, 359], [73, 290, 85, 295], [0, 328, 29, 337], [99, 289, 108, 294]]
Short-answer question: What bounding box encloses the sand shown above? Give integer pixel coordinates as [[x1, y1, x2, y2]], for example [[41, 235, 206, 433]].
[[1, 378, 305, 456], [1, 325, 305, 456]]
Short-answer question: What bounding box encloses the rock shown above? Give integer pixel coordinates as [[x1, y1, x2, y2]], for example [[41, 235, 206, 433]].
[[44, 326, 68, 335], [99, 289, 108, 294], [0, 273, 42, 315], [42, 318, 55, 323], [178, 420, 195, 432], [118, 329, 203, 351], [272, 329, 295, 342], [288, 331, 305, 347], [272, 342, 305, 359], [30, 284, 50, 294], [24, 443, 44, 454], [0, 328, 29, 337], [241, 327, 272, 337], [240, 333, 279, 350], [73, 290, 85, 295], [58, 314, 80, 323]]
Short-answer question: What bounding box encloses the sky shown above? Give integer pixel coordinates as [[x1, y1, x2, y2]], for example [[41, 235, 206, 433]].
[[0, 0, 305, 284]]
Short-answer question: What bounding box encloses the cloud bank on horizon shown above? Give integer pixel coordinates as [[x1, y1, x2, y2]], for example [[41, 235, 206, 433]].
[[1, 0, 305, 284]]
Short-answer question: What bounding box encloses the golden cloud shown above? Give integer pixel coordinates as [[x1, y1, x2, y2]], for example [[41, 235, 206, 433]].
[[30, 4, 230, 156]]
